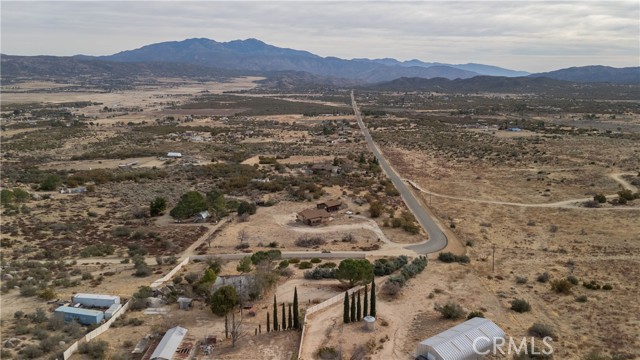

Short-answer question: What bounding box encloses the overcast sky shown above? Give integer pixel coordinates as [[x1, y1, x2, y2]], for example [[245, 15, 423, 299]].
[[1, 1, 638, 72]]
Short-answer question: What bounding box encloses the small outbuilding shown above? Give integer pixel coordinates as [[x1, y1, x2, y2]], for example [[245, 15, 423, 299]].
[[177, 297, 192, 310], [317, 199, 342, 212], [150, 326, 188, 360], [193, 210, 209, 223], [416, 317, 505, 360], [167, 152, 182, 158], [73, 293, 120, 308], [54, 306, 104, 325], [105, 303, 122, 319], [297, 208, 330, 226]]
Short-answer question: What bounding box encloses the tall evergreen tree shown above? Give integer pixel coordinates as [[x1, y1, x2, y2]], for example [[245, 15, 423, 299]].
[[281, 303, 286, 330], [273, 295, 278, 331], [350, 292, 356, 322], [293, 287, 300, 329], [356, 290, 362, 321], [288, 304, 293, 330], [363, 284, 369, 317], [370, 280, 376, 317], [225, 314, 229, 339], [267, 312, 270, 333], [343, 291, 350, 323]]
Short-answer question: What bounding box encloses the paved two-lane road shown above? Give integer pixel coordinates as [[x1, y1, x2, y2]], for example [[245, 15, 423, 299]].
[[351, 91, 448, 254]]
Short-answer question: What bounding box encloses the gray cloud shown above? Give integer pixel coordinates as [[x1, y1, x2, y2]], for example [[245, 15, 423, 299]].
[[1, 1, 638, 72]]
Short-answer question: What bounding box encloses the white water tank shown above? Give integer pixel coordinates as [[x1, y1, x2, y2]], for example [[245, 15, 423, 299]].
[[363, 316, 375, 332]]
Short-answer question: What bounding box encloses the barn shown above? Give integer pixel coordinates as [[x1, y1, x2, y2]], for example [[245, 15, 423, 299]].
[[415, 317, 505, 360]]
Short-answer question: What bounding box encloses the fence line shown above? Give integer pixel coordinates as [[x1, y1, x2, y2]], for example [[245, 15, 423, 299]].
[[150, 257, 190, 289], [297, 284, 364, 360]]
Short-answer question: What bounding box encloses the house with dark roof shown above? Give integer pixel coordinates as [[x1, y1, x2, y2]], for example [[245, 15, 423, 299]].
[[297, 208, 330, 226]]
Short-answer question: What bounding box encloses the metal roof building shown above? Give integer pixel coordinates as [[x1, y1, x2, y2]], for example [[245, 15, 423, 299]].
[[416, 317, 505, 360], [54, 306, 104, 325], [150, 326, 188, 360], [73, 293, 120, 308]]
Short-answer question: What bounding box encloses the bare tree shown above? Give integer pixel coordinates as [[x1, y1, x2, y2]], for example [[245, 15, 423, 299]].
[[237, 229, 249, 244], [230, 312, 248, 347]]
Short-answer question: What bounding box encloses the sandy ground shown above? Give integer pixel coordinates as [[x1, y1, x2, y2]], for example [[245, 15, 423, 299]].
[[1, 77, 263, 105], [38, 156, 167, 171]]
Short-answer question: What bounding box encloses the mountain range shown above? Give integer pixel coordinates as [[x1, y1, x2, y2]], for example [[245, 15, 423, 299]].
[[2, 38, 638, 85]]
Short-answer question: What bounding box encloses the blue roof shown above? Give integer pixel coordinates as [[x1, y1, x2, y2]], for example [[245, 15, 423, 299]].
[[55, 306, 103, 317]]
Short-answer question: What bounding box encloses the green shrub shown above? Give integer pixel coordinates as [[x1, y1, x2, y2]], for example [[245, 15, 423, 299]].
[[288, 258, 300, 264], [593, 193, 607, 203], [550, 279, 573, 294], [510, 298, 531, 313], [112, 226, 131, 237], [575, 295, 588, 303], [537, 272, 550, 283], [298, 261, 313, 269], [602, 283, 613, 290], [434, 301, 465, 319], [528, 322, 556, 338], [567, 275, 579, 285], [438, 252, 469, 264], [467, 311, 484, 319], [78, 340, 109, 359], [516, 276, 528, 284], [310, 258, 322, 264], [278, 260, 289, 269], [583, 280, 601, 290]]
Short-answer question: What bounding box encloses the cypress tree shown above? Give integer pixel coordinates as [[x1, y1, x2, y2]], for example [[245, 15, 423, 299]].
[[356, 290, 362, 321], [350, 292, 356, 322], [225, 314, 229, 339], [282, 303, 286, 330], [293, 287, 300, 329], [343, 291, 350, 323], [267, 312, 270, 333], [370, 280, 376, 317], [288, 304, 293, 330], [363, 284, 369, 317], [273, 295, 278, 331]]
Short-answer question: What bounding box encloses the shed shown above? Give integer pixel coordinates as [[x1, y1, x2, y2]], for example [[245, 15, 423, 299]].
[[73, 293, 120, 308], [105, 303, 122, 319], [416, 317, 505, 360], [167, 152, 182, 158], [296, 208, 330, 226], [193, 211, 209, 223], [177, 297, 192, 310], [150, 326, 188, 360], [54, 306, 104, 325]]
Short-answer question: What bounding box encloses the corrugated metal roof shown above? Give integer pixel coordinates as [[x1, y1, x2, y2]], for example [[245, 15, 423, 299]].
[[54, 306, 103, 316], [418, 317, 505, 360], [73, 293, 120, 301], [150, 326, 188, 360]]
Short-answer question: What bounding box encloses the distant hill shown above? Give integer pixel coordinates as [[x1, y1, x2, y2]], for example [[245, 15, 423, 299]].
[[359, 58, 530, 77], [0, 54, 242, 81], [97, 38, 479, 82], [368, 76, 640, 99], [529, 65, 640, 84]]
